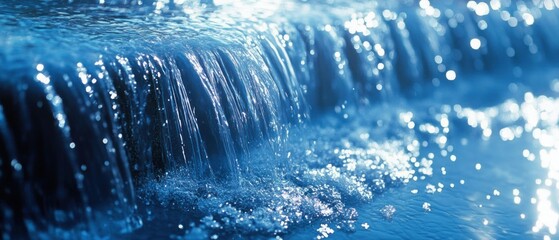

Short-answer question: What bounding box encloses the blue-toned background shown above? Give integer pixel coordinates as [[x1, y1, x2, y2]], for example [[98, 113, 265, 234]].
[[1, 0, 559, 239]]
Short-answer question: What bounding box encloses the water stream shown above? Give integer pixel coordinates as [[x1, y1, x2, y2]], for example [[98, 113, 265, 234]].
[[1, 0, 559, 239]]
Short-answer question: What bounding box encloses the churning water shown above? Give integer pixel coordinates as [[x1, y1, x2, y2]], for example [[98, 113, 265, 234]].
[[2, 0, 559, 239]]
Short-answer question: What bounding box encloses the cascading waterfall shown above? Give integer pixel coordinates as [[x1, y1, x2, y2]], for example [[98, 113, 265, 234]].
[[2, 0, 559, 238]]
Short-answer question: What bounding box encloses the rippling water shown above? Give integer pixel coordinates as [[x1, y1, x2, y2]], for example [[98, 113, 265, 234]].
[[2, 0, 559, 239]]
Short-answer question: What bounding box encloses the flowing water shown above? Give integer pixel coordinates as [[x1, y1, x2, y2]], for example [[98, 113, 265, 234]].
[[1, 0, 559, 239]]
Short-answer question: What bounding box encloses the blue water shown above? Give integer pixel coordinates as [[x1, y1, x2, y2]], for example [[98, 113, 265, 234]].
[[1, 0, 559, 239]]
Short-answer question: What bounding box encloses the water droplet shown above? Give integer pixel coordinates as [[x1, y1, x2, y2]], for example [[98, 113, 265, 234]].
[[445, 70, 456, 81], [11, 159, 22, 171], [470, 38, 481, 50]]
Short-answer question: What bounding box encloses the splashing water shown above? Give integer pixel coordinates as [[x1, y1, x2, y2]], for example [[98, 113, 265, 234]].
[[2, 0, 559, 239]]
